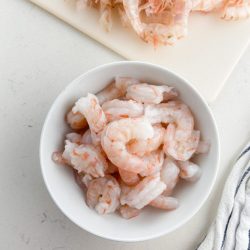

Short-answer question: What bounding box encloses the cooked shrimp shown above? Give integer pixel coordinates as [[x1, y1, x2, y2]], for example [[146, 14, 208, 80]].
[[119, 168, 140, 186], [72, 93, 107, 133], [101, 117, 156, 173], [195, 140, 210, 154], [81, 173, 93, 187], [145, 101, 194, 140], [62, 140, 108, 177], [52, 151, 67, 165], [66, 110, 88, 130], [150, 195, 178, 210], [163, 123, 200, 161], [119, 205, 141, 219], [81, 129, 93, 144], [86, 175, 121, 214], [221, 0, 250, 20], [66, 132, 83, 144], [102, 99, 144, 122], [178, 160, 201, 182], [115, 76, 140, 93], [160, 157, 180, 195], [105, 162, 118, 174], [127, 124, 165, 157], [126, 83, 177, 104], [120, 173, 166, 209]]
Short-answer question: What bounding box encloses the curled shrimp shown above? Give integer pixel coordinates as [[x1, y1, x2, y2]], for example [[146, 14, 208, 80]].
[[118, 168, 140, 186], [163, 123, 200, 161], [145, 101, 194, 140], [119, 205, 141, 219], [101, 117, 156, 173], [150, 195, 179, 210], [62, 140, 108, 177], [126, 83, 177, 104], [160, 157, 180, 195], [120, 173, 166, 209], [127, 124, 165, 157], [86, 175, 121, 214], [178, 160, 201, 182], [72, 93, 107, 133], [102, 99, 144, 122]]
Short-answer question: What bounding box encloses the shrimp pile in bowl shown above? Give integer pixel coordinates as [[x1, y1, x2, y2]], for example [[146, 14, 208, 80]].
[[52, 77, 210, 219], [74, 0, 250, 46]]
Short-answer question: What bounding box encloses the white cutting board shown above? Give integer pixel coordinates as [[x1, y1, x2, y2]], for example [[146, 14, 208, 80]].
[[29, 0, 250, 102]]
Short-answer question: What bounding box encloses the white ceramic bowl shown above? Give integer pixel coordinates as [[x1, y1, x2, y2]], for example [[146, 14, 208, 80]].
[[40, 61, 220, 242]]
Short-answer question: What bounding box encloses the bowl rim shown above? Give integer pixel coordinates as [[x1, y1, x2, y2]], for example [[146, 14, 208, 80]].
[[39, 60, 220, 242]]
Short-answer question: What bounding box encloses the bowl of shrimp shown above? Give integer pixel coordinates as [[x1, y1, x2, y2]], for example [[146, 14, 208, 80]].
[[40, 61, 220, 242]]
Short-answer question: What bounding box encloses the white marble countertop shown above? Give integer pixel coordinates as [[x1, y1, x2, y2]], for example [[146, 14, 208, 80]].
[[1, 1, 250, 249]]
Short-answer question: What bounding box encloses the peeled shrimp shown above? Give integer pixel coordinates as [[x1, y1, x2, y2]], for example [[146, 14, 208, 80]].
[[163, 123, 200, 161], [66, 110, 88, 130], [126, 83, 177, 104], [72, 93, 107, 133], [160, 157, 180, 195], [86, 175, 121, 214], [115, 76, 140, 93], [62, 140, 108, 177], [145, 101, 194, 140], [119, 168, 140, 186], [127, 124, 165, 157], [101, 117, 156, 173], [150, 195, 179, 210], [119, 205, 141, 219], [120, 173, 166, 209], [81, 129, 93, 144], [178, 160, 201, 182], [102, 99, 144, 122]]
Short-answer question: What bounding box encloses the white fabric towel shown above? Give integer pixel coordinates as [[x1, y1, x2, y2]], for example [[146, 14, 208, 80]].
[[198, 142, 250, 250]]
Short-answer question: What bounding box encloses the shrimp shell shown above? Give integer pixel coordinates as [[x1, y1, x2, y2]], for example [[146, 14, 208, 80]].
[[86, 175, 121, 214], [102, 99, 144, 122], [126, 83, 177, 104], [120, 173, 166, 209], [150, 195, 179, 210], [62, 140, 108, 177], [178, 160, 202, 182], [72, 93, 107, 133]]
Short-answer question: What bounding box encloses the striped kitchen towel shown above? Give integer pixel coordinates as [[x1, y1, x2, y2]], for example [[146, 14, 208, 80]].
[[198, 142, 250, 250]]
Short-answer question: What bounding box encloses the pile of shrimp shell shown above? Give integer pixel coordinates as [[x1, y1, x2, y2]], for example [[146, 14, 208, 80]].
[[74, 0, 250, 46], [52, 76, 210, 219]]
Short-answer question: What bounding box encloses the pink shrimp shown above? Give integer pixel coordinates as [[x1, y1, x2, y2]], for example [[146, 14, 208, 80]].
[[66, 110, 88, 130], [163, 123, 200, 161], [101, 117, 157, 173], [160, 157, 180, 195], [118, 168, 140, 186], [72, 93, 107, 133], [127, 124, 165, 157], [150, 195, 179, 210], [102, 99, 144, 122], [178, 160, 201, 182], [126, 83, 177, 104], [120, 173, 166, 209], [62, 140, 108, 177], [119, 205, 141, 219], [86, 175, 121, 214]]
